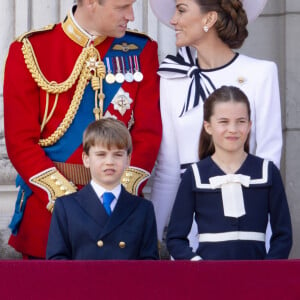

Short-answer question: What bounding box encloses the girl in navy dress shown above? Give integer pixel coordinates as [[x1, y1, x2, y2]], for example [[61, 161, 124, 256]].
[[167, 86, 292, 260]]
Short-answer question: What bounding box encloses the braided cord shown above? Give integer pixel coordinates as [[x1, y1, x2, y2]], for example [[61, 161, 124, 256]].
[[21, 38, 106, 147], [22, 38, 89, 93]]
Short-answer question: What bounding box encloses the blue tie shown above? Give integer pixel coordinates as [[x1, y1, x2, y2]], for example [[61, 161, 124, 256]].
[[102, 192, 115, 216]]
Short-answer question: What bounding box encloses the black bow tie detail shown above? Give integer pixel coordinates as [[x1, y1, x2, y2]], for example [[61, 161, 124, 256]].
[[158, 47, 216, 117]]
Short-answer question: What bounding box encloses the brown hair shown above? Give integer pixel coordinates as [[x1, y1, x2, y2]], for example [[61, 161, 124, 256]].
[[83, 118, 132, 155], [196, 0, 248, 49], [199, 85, 251, 159]]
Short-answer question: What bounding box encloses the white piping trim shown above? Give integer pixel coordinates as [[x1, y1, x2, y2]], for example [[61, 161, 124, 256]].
[[192, 160, 269, 189], [250, 159, 269, 184], [198, 231, 265, 243], [191, 255, 202, 261]]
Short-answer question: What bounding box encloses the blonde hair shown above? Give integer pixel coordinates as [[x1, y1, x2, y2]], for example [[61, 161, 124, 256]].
[[83, 118, 132, 155]]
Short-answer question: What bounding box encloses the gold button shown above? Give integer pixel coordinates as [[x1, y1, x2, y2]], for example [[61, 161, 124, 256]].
[[97, 240, 104, 247], [119, 241, 126, 248]]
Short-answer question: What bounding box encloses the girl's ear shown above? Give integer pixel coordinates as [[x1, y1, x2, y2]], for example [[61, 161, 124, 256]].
[[203, 121, 212, 135]]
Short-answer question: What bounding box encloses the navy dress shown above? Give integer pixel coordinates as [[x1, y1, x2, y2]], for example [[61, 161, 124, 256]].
[[167, 154, 292, 260]]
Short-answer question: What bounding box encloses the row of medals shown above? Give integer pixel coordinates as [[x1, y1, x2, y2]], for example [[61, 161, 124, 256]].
[[105, 55, 143, 84], [105, 70, 143, 84]]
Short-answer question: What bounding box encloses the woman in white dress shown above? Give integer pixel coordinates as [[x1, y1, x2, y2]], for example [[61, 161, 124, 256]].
[[149, 0, 282, 250]]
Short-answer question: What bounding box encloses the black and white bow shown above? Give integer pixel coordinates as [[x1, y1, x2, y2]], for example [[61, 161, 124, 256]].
[[158, 47, 216, 117]]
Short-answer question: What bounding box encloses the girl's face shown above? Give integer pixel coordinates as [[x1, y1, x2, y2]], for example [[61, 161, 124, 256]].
[[170, 0, 209, 48], [204, 101, 251, 155]]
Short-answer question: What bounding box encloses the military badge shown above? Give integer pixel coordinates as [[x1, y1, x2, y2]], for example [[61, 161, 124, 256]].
[[111, 88, 133, 115], [112, 42, 139, 52]]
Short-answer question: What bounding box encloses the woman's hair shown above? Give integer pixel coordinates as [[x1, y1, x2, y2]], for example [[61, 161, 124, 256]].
[[196, 0, 248, 49], [198, 85, 251, 160], [83, 118, 132, 155]]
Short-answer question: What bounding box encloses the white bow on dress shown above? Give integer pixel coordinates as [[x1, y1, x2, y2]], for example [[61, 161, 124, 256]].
[[209, 174, 251, 218]]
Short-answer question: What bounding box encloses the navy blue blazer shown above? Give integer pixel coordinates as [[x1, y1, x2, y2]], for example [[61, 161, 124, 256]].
[[46, 184, 159, 260]]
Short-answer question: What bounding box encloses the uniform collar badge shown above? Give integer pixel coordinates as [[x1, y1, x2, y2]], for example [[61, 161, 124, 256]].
[[62, 6, 106, 47]]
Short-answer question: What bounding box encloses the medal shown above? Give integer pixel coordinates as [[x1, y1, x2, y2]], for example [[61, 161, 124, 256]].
[[122, 57, 134, 83], [105, 57, 115, 84], [106, 72, 115, 84], [133, 55, 143, 82], [133, 71, 143, 82], [125, 72, 134, 82], [115, 56, 125, 83], [115, 72, 125, 83]]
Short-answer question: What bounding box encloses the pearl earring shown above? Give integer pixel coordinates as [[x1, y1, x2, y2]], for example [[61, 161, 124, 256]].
[[203, 25, 209, 33]]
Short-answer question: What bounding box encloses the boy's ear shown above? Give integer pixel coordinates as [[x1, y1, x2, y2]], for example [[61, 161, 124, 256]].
[[82, 151, 90, 168], [203, 121, 212, 135]]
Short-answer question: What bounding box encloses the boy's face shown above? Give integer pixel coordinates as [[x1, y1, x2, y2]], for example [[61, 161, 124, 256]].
[[82, 143, 130, 190]]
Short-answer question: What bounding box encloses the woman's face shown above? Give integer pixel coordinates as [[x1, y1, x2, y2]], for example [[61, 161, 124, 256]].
[[170, 0, 208, 48]]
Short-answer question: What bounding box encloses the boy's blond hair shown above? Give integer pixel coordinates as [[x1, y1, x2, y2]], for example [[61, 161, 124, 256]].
[[83, 118, 132, 155]]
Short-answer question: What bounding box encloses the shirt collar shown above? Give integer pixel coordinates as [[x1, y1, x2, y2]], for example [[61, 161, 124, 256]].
[[62, 5, 107, 47], [90, 180, 122, 201]]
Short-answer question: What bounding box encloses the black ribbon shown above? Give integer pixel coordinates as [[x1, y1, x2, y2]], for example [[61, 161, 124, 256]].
[[158, 47, 217, 117]]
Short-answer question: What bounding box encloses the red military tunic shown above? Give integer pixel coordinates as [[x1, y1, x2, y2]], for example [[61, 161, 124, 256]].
[[3, 8, 161, 258]]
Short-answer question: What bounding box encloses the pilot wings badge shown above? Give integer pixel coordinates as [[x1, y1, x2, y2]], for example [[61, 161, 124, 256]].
[[112, 42, 138, 52]]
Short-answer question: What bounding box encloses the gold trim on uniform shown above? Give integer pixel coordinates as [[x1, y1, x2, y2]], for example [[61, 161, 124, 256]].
[[21, 37, 106, 146], [111, 88, 133, 116], [16, 24, 55, 42], [127, 111, 135, 131], [29, 167, 77, 212], [120, 167, 150, 195], [62, 11, 106, 47], [54, 161, 91, 186], [112, 42, 138, 52]]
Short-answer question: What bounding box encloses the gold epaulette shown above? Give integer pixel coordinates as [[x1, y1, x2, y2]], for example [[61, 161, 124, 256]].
[[16, 24, 55, 42], [126, 28, 154, 41], [121, 166, 150, 195], [29, 167, 77, 213]]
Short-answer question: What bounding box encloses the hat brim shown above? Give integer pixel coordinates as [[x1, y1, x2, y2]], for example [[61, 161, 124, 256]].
[[149, 0, 268, 28]]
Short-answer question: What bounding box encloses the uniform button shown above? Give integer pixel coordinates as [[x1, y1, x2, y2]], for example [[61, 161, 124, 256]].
[[119, 241, 126, 248], [97, 240, 104, 247]]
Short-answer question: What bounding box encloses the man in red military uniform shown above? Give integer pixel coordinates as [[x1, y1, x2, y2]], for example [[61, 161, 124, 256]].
[[3, 0, 162, 258]]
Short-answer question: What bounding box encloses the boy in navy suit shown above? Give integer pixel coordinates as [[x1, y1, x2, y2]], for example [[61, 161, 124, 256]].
[[46, 118, 159, 260]]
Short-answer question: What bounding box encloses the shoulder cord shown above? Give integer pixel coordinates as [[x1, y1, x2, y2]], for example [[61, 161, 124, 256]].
[[21, 38, 105, 147]]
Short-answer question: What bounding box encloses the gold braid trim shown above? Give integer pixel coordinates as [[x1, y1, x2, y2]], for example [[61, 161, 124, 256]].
[[38, 65, 91, 147], [21, 38, 105, 147], [22, 38, 89, 93], [121, 167, 151, 195]]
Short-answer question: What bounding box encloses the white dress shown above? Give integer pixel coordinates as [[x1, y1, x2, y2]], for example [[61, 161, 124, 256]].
[[151, 46, 282, 244]]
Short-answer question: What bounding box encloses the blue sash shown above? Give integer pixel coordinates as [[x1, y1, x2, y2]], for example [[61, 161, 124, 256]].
[[44, 32, 147, 162]]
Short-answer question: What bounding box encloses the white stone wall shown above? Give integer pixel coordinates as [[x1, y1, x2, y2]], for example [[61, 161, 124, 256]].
[[1, 0, 299, 259]]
